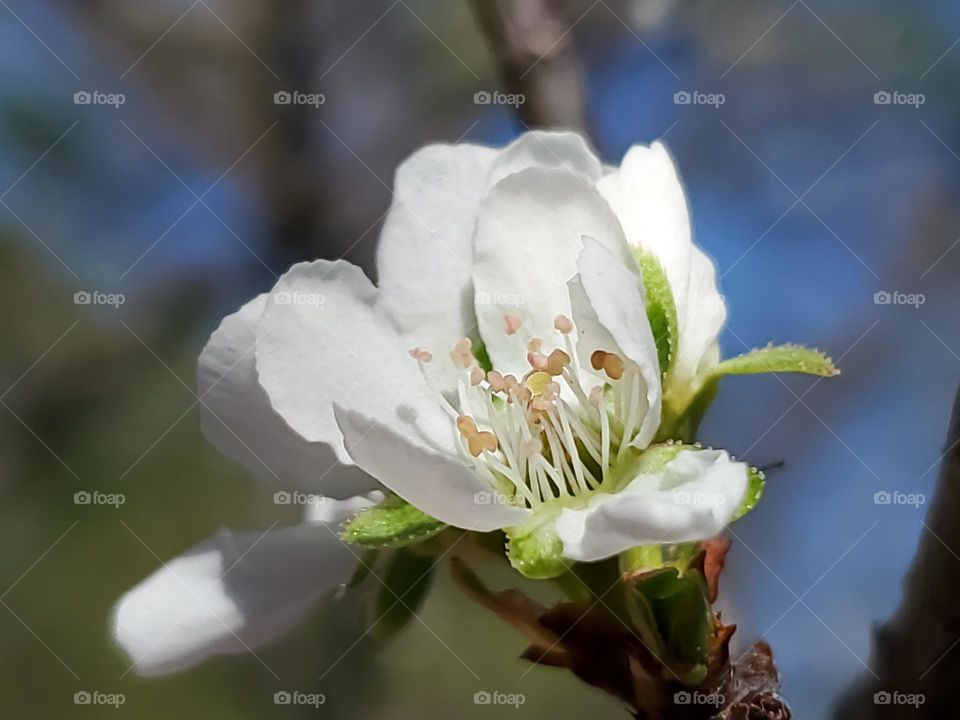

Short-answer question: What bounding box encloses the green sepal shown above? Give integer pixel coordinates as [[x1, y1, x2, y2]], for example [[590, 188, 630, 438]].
[[707, 343, 838, 379], [341, 495, 447, 549], [370, 548, 435, 643], [732, 466, 765, 521], [506, 508, 570, 580], [624, 566, 714, 684], [634, 249, 678, 379]]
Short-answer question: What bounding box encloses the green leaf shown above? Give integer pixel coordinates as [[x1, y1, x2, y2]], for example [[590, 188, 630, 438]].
[[341, 495, 447, 549], [707, 343, 839, 379], [506, 508, 569, 580], [472, 339, 493, 373], [625, 566, 714, 684], [634, 249, 678, 378], [370, 548, 435, 643], [733, 466, 765, 521]]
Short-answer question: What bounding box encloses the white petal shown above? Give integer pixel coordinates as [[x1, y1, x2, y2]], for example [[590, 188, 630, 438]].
[[376, 143, 497, 393], [112, 497, 372, 676], [486, 130, 603, 188], [198, 294, 376, 498], [334, 405, 530, 532], [597, 142, 725, 387], [472, 167, 632, 378], [255, 260, 457, 460], [554, 449, 747, 562], [568, 238, 662, 447]]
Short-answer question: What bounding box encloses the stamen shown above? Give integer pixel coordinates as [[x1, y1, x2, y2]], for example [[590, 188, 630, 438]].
[[554, 314, 573, 334], [451, 337, 474, 369], [409, 347, 432, 363], [470, 366, 485, 386], [546, 349, 570, 376], [503, 314, 522, 336]]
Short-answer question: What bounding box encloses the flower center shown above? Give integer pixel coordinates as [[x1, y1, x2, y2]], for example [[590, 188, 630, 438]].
[[414, 315, 650, 509]]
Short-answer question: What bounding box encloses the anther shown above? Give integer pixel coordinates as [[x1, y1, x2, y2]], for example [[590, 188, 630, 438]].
[[554, 315, 573, 334], [503, 314, 522, 336]]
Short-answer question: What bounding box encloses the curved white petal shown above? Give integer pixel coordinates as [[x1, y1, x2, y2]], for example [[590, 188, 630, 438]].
[[554, 449, 747, 562], [111, 495, 375, 677], [568, 238, 662, 447], [255, 260, 457, 460], [597, 142, 725, 388], [334, 405, 530, 532], [376, 143, 497, 393], [472, 167, 632, 378], [198, 294, 376, 498], [486, 130, 603, 189]]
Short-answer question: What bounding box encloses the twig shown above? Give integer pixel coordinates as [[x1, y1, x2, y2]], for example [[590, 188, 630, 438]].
[[468, 0, 589, 132]]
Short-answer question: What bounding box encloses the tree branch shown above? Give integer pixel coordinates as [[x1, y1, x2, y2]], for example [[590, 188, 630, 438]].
[[468, 0, 589, 132], [835, 381, 960, 718]]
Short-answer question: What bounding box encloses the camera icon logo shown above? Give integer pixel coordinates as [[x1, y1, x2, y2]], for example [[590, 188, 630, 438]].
[[274, 691, 292, 705], [873, 290, 891, 305], [874, 91, 892, 105], [474, 691, 491, 704], [873, 691, 891, 704], [474, 91, 491, 105], [874, 491, 892, 505], [673, 691, 691, 705], [274, 91, 292, 105], [74, 290, 91, 305], [74, 691, 91, 705], [73, 91, 91, 105], [74, 491, 91, 505], [274, 491, 292, 505], [673, 91, 692, 105], [473, 491, 492, 505]]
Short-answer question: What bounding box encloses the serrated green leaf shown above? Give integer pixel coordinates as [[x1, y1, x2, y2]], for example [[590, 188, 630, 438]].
[[733, 466, 765, 521], [707, 344, 839, 379], [370, 548, 435, 643], [341, 495, 447, 549], [634, 249, 678, 378]]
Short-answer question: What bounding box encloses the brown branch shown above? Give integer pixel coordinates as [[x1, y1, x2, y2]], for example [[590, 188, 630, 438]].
[[468, 0, 589, 132], [835, 381, 960, 718]]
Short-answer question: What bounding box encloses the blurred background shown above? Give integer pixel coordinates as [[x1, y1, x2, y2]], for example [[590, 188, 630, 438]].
[[1, 0, 959, 717]]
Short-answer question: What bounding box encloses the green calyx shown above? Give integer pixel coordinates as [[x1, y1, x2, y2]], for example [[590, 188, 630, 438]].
[[341, 494, 447, 549]]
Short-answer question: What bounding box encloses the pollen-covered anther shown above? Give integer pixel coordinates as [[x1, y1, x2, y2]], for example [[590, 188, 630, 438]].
[[603, 353, 625, 380], [553, 314, 573, 334], [487, 370, 505, 392], [503, 314, 522, 336], [527, 338, 543, 353], [590, 350, 607, 372], [456, 414, 478, 436], [470, 366, 485, 386], [546, 349, 570, 376], [450, 337, 474, 369], [527, 351, 548, 371], [408, 347, 432, 363], [467, 431, 498, 457]]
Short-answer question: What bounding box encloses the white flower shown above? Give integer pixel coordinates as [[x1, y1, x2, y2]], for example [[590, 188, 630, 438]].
[[242, 132, 746, 567], [112, 131, 749, 673]]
